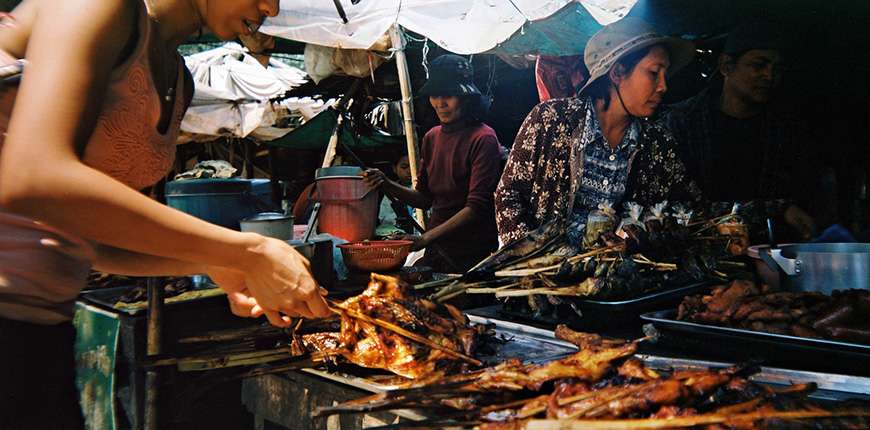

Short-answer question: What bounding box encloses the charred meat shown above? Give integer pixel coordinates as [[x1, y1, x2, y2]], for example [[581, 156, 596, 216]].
[[678, 280, 870, 343]]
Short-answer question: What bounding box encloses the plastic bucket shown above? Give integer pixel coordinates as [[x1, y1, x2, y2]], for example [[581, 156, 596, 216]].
[[165, 178, 275, 230], [315, 166, 378, 242]]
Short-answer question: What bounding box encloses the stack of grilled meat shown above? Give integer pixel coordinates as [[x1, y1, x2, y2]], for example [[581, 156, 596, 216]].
[[678, 280, 870, 343], [315, 325, 870, 429], [296, 274, 491, 379]]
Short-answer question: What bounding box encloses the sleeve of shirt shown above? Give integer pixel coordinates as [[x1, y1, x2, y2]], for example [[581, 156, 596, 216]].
[[494, 104, 546, 244], [415, 132, 432, 199], [464, 133, 502, 215], [648, 121, 701, 204]]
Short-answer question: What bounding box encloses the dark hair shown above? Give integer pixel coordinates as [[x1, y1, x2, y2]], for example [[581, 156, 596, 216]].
[[459, 94, 491, 123], [584, 45, 657, 109], [391, 151, 409, 166]]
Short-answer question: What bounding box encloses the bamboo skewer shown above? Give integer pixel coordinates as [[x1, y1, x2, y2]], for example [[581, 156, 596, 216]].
[[495, 287, 594, 298], [328, 301, 482, 367], [514, 385, 628, 419], [437, 289, 467, 302], [466, 282, 523, 295], [413, 276, 461, 291], [562, 380, 660, 419], [494, 246, 623, 278]]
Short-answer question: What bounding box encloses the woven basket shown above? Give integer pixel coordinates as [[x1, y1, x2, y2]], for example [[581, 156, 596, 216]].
[[337, 240, 413, 272]]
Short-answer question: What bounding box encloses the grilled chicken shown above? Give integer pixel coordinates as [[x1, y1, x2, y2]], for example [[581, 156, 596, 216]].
[[319, 325, 870, 429], [336, 273, 483, 379]]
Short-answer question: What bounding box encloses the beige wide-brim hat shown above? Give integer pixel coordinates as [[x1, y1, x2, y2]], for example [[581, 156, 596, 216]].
[[578, 17, 695, 95]]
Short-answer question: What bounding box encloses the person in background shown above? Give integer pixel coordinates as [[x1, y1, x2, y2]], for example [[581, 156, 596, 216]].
[[495, 18, 699, 247], [362, 55, 502, 273], [663, 21, 820, 242], [0, 0, 329, 427], [375, 153, 415, 237]]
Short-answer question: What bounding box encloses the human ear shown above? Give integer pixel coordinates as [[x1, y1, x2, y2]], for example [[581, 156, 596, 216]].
[[718, 54, 735, 78], [609, 65, 625, 85]]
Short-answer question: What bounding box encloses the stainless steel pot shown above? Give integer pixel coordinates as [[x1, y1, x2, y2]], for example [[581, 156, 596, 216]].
[[287, 239, 315, 259], [239, 212, 294, 240], [759, 243, 870, 293]]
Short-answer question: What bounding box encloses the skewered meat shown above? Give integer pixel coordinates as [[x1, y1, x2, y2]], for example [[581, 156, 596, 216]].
[[524, 341, 637, 389], [317, 325, 870, 429], [554, 324, 627, 349], [435, 202, 747, 310], [617, 358, 661, 381], [678, 280, 870, 343], [335, 273, 486, 379]]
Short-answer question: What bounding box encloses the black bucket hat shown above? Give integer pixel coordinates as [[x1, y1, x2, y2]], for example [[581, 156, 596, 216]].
[[723, 20, 786, 55], [418, 54, 481, 97]]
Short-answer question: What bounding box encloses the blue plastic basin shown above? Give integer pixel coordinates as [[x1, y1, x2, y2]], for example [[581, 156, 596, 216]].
[[165, 179, 274, 230]]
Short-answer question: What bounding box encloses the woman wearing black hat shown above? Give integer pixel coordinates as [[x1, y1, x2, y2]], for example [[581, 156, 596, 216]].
[[495, 18, 701, 248], [362, 54, 502, 273]]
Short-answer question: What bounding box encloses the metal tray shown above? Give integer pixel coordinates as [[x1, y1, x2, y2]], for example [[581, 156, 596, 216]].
[[304, 315, 870, 402], [642, 309, 870, 376], [80, 280, 221, 316], [636, 354, 870, 402], [302, 315, 579, 392], [499, 281, 713, 330]]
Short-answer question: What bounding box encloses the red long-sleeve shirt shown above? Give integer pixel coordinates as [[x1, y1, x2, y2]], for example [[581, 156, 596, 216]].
[[416, 120, 502, 269]]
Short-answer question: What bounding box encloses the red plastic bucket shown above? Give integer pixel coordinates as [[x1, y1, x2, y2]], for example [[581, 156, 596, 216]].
[[315, 167, 379, 242]]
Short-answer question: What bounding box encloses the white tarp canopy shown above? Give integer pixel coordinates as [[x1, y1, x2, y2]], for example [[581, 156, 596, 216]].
[[180, 43, 331, 143], [262, 0, 638, 54]]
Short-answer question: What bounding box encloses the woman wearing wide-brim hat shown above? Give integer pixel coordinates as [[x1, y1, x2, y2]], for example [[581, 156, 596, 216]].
[[361, 54, 503, 273], [495, 18, 702, 247]]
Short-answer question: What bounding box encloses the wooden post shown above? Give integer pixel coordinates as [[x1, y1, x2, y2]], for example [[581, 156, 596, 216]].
[[320, 115, 343, 169], [318, 80, 361, 169], [389, 24, 426, 229], [145, 277, 164, 430]]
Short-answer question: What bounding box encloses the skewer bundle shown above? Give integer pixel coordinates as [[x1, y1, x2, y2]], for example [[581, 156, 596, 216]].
[[420, 203, 750, 306]]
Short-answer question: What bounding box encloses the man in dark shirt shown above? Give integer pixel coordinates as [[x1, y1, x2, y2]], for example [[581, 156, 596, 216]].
[[664, 21, 818, 242], [706, 112, 765, 201]]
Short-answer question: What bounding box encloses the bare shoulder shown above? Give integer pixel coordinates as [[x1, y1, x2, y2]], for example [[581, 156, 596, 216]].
[[3, 0, 140, 156], [26, 0, 137, 64], [0, 0, 38, 57]]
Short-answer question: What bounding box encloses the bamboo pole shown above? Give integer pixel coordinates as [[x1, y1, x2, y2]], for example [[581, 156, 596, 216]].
[[320, 115, 342, 169], [389, 24, 425, 228], [145, 277, 164, 430]]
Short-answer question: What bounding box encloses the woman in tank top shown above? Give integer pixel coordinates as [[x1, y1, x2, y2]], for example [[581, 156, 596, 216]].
[[0, 1, 329, 427]]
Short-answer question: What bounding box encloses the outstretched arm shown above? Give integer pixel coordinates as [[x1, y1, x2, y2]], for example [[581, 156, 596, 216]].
[[0, 0, 328, 324], [361, 169, 433, 210]]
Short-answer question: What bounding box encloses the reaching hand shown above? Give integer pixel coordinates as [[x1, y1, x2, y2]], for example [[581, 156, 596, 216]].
[[207, 266, 264, 318], [244, 237, 331, 325], [408, 234, 430, 252], [214, 237, 331, 327], [360, 168, 388, 189]]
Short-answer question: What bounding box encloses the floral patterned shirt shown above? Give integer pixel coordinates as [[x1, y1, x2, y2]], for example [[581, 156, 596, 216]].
[[495, 96, 700, 245]]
